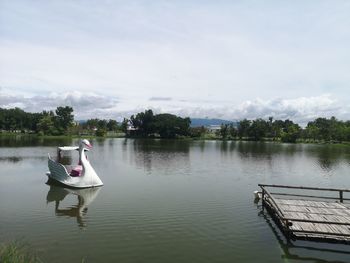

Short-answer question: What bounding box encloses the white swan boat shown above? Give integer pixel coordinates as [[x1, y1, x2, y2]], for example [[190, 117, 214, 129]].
[[46, 139, 103, 188]]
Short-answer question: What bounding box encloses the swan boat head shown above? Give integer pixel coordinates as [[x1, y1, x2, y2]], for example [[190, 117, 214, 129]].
[[80, 139, 92, 150]]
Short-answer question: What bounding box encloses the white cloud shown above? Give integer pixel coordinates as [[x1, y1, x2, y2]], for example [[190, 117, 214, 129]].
[[0, 90, 118, 119], [0, 90, 348, 124], [141, 94, 349, 125], [149, 97, 172, 101], [0, 1, 350, 120], [230, 95, 345, 123]]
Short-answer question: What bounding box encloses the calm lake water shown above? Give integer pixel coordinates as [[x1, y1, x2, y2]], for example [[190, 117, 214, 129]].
[[1, 137, 350, 263]]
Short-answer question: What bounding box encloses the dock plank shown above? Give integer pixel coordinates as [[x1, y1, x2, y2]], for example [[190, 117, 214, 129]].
[[264, 196, 350, 243]]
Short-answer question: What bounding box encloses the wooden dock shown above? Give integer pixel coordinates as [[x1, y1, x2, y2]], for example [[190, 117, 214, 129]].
[[259, 184, 350, 244]]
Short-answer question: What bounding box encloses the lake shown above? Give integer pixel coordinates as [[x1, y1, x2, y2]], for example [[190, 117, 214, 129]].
[[1, 137, 350, 263]]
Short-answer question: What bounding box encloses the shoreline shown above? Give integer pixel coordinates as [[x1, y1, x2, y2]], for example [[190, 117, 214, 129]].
[[1, 133, 349, 146]]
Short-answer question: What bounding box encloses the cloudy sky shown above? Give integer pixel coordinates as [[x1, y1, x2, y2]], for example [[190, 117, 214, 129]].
[[0, 0, 349, 123]]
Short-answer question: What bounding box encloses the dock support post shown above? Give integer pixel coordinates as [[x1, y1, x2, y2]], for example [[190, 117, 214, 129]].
[[285, 220, 291, 242], [340, 191, 343, 203], [261, 188, 265, 211]]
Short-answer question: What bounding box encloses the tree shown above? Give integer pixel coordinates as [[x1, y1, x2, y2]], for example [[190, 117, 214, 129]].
[[121, 118, 128, 133], [37, 115, 55, 135], [314, 118, 331, 141], [281, 123, 300, 143], [55, 106, 74, 134], [85, 119, 99, 130], [304, 117, 342, 142], [305, 122, 319, 141], [248, 119, 268, 141], [238, 119, 251, 139], [130, 109, 155, 136], [153, 113, 190, 138], [97, 119, 108, 130], [95, 128, 106, 137], [189, 126, 207, 138], [107, 119, 118, 131], [127, 110, 190, 138], [267, 116, 273, 138], [271, 120, 284, 140], [220, 124, 229, 139], [228, 124, 237, 139]]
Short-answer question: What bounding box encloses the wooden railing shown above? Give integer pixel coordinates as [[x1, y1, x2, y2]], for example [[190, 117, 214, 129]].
[[259, 184, 350, 203]]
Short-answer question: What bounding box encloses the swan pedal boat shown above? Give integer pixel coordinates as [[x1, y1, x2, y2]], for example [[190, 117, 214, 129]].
[[46, 139, 103, 188]]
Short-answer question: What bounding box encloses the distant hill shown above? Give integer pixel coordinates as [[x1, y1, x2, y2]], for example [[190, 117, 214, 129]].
[[190, 118, 237, 127]]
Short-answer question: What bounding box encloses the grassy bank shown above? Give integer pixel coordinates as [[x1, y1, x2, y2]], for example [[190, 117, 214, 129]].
[[0, 241, 88, 263], [1, 132, 350, 146], [191, 135, 350, 146], [0, 241, 41, 263], [0, 132, 125, 139]]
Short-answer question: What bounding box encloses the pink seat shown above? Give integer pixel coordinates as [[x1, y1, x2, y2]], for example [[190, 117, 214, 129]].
[[70, 165, 83, 177]]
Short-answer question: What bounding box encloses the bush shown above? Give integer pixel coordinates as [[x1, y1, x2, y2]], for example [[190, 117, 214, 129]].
[[0, 241, 41, 263], [95, 128, 106, 137]]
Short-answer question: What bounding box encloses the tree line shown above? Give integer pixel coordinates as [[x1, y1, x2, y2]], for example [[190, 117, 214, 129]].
[[80, 118, 121, 136], [0, 106, 124, 136], [0, 106, 74, 135], [1, 106, 350, 142], [212, 117, 350, 143]]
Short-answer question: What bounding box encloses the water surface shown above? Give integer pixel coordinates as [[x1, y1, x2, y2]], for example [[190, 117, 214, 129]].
[[1, 138, 350, 262]]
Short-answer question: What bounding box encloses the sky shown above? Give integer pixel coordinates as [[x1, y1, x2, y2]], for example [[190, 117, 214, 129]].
[[0, 0, 349, 123]]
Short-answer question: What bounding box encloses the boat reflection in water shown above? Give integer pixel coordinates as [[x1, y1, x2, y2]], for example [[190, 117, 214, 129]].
[[46, 182, 101, 228]]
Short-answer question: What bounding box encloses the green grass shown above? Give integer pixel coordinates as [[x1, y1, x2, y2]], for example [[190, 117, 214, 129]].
[[1, 132, 350, 146], [0, 132, 126, 139], [0, 241, 41, 263], [0, 132, 33, 137]]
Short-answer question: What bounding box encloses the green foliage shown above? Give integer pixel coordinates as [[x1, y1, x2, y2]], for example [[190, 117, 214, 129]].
[[55, 106, 74, 134], [237, 118, 301, 142], [36, 107, 73, 135], [271, 120, 284, 139], [83, 118, 120, 134], [107, 119, 118, 131], [0, 106, 74, 135], [85, 119, 99, 129], [220, 124, 229, 139], [248, 119, 268, 141], [130, 109, 156, 136], [95, 128, 107, 137], [0, 241, 41, 263], [0, 107, 39, 131], [97, 119, 107, 130], [304, 117, 350, 142], [127, 110, 190, 138], [281, 123, 300, 143], [2, 106, 350, 143], [228, 124, 237, 138], [238, 119, 250, 139], [154, 113, 190, 138], [189, 126, 207, 138], [121, 118, 128, 133], [37, 115, 55, 135], [234, 116, 349, 143]]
